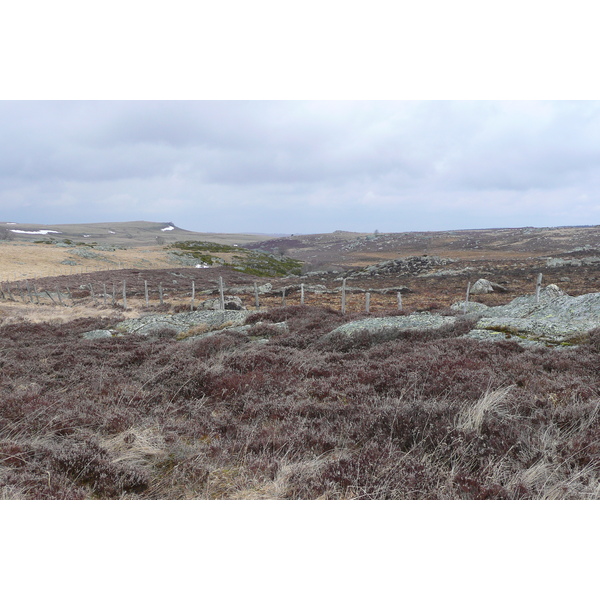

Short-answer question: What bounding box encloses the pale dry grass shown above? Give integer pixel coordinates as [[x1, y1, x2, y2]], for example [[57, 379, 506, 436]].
[[455, 386, 515, 433], [100, 427, 168, 468], [0, 302, 142, 325], [0, 242, 177, 281]]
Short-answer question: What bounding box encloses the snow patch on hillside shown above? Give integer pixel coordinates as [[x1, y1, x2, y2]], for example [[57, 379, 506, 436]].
[[10, 229, 61, 235]]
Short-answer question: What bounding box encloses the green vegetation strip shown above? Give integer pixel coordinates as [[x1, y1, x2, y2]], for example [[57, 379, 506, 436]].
[[169, 241, 303, 277]]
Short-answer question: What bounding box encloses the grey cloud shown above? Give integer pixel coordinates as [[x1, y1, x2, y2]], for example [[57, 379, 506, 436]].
[[2, 100, 600, 233]]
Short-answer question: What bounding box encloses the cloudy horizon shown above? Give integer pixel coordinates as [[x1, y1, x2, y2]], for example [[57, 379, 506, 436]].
[[2, 100, 600, 235]]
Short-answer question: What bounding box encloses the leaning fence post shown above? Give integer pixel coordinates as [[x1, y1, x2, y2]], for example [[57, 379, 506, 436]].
[[254, 282, 260, 309], [341, 278, 346, 315], [300, 283, 305, 306], [18, 286, 25, 303], [112, 283, 116, 306], [144, 280, 149, 308], [102, 283, 107, 307], [159, 283, 164, 305], [0, 282, 5, 300], [44, 290, 57, 305], [535, 273, 543, 303], [32, 282, 40, 305], [190, 280, 195, 311], [365, 291, 370, 313], [464, 281, 471, 315], [56, 287, 65, 307], [89, 283, 95, 302], [219, 276, 225, 310], [397, 291, 402, 310], [26, 280, 33, 303], [282, 287, 286, 307], [6, 282, 15, 302], [122, 280, 127, 310]]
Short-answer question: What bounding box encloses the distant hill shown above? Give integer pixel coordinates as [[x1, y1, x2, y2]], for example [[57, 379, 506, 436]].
[[0, 221, 277, 247]]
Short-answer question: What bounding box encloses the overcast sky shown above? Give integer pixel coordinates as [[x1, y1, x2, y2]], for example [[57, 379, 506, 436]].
[[2, 100, 600, 235]]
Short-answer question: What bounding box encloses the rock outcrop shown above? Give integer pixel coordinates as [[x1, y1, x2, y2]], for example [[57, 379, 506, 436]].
[[466, 285, 598, 345], [345, 256, 455, 278], [470, 278, 508, 294], [325, 285, 600, 348], [199, 296, 245, 310], [115, 309, 248, 337], [323, 313, 457, 339]]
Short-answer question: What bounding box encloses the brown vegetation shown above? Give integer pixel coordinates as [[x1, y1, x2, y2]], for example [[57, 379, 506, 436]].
[[2, 304, 600, 499]]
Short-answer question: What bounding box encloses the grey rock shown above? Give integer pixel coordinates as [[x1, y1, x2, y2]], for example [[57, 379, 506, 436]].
[[451, 300, 489, 314], [115, 309, 248, 337], [345, 256, 455, 279], [199, 296, 246, 310], [324, 313, 456, 339], [470, 278, 508, 294], [463, 328, 547, 349], [469, 285, 600, 345], [418, 267, 476, 278], [546, 256, 600, 267], [82, 329, 117, 340]]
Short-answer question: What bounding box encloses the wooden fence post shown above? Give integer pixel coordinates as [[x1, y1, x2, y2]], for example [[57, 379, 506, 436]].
[[341, 278, 346, 315], [159, 283, 164, 305], [365, 292, 370, 313], [18, 286, 25, 303], [103, 283, 107, 306], [26, 280, 33, 303], [44, 290, 57, 305], [397, 291, 402, 311], [464, 281, 471, 315], [6, 282, 15, 302], [144, 280, 149, 308], [282, 287, 286, 306], [112, 283, 116, 306], [32, 282, 40, 305], [300, 283, 305, 306], [535, 273, 543, 303], [254, 282, 260, 309], [56, 287, 65, 307], [190, 280, 195, 311], [66, 286, 73, 301], [219, 276, 225, 310], [122, 280, 127, 310], [89, 283, 95, 302], [0, 282, 4, 300]]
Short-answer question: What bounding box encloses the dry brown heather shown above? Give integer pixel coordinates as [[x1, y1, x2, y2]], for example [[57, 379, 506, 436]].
[[2, 299, 600, 500], [2, 225, 600, 499]]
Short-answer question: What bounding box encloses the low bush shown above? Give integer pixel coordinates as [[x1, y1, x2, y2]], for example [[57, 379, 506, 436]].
[[2, 304, 600, 499]]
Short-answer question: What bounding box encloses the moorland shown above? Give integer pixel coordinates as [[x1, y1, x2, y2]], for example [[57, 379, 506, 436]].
[[2, 221, 600, 499]]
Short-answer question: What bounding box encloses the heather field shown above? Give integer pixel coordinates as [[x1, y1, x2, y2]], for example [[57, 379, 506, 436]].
[[2, 303, 600, 500]]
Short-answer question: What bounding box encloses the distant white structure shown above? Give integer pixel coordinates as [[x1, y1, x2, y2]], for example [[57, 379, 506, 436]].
[[161, 225, 174, 232]]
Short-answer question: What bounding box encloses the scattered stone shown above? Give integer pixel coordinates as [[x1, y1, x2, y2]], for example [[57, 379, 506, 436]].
[[82, 329, 117, 340], [450, 300, 489, 314], [546, 256, 600, 267], [115, 309, 248, 337], [345, 256, 455, 279], [468, 285, 600, 345], [324, 313, 456, 339], [199, 296, 246, 310], [470, 278, 508, 294]]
